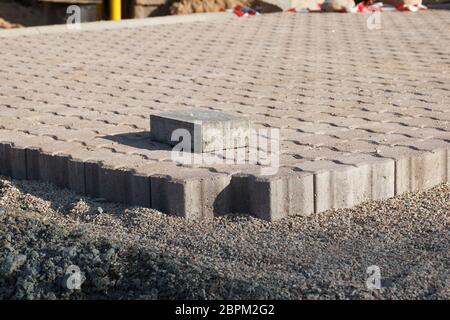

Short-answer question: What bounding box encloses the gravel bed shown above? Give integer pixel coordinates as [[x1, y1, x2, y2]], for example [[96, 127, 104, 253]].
[[0, 176, 448, 300]]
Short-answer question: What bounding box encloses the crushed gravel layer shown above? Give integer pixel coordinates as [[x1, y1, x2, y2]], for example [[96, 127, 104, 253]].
[[0, 175, 448, 300]]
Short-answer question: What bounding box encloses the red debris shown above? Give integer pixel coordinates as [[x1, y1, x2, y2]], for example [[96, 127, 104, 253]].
[[233, 5, 259, 17]]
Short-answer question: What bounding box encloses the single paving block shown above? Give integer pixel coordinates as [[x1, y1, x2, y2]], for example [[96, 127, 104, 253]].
[[231, 170, 314, 221], [151, 171, 232, 219], [84, 160, 101, 198], [25, 147, 41, 181], [410, 149, 448, 192], [38, 152, 70, 189], [67, 157, 86, 195], [98, 166, 130, 204], [378, 147, 448, 194], [128, 172, 151, 207], [332, 154, 395, 201], [8, 144, 27, 180], [0, 142, 12, 177], [296, 160, 388, 212], [150, 109, 250, 153]]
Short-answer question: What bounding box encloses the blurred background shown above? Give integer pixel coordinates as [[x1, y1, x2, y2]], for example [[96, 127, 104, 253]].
[[0, 0, 262, 28], [0, 0, 448, 28]]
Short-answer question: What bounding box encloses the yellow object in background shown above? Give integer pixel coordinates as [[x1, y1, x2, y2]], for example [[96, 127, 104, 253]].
[[110, 0, 121, 20]]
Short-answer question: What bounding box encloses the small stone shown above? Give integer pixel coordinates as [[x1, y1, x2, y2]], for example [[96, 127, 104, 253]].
[[104, 248, 116, 261], [97, 207, 104, 214], [93, 256, 102, 265], [2, 253, 27, 275], [46, 292, 57, 300], [1, 240, 14, 252], [133, 278, 141, 287], [66, 246, 77, 257]]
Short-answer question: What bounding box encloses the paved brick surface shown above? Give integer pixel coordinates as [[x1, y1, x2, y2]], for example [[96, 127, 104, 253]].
[[0, 11, 449, 220]]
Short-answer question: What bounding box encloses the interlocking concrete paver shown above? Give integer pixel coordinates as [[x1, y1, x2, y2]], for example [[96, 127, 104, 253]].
[[0, 11, 449, 220]]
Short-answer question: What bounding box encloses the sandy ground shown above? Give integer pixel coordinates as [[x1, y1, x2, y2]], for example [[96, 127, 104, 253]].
[[0, 175, 448, 299]]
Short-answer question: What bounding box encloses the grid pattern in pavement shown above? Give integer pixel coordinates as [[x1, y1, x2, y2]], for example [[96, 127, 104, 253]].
[[0, 11, 449, 220]]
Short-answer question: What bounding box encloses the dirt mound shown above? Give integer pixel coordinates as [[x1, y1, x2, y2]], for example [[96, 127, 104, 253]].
[[170, 0, 253, 15], [321, 0, 355, 11]]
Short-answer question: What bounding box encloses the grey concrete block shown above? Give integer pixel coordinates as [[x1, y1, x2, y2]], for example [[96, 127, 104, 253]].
[[98, 166, 129, 204], [393, 149, 448, 194], [410, 149, 447, 191], [0, 142, 12, 176], [375, 147, 445, 195], [248, 176, 276, 220], [312, 169, 334, 213], [26, 146, 150, 205], [329, 160, 394, 208], [150, 109, 250, 153], [28, 149, 85, 194], [230, 173, 251, 214], [151, 175, 184, 216], [38, 152, 69, 188], [68, 158, 86, 195], [151, 173, 231, 219], [9, 145, 27, 180], [297, 159, 391, 212], [393, 155, 412, 195], [128, 173, 151, 207], [333, 155, 395, 201], [297, 161, 354, 212], [371, 158, 395, 201], [84, 160, 101, 198], [26, 147, 41, 181], [231, 170, 314, 221], [332, 165, 362, 209], [201, 175, 232, 216]]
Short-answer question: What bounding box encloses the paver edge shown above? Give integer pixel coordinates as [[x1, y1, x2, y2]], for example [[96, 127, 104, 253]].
[[0, 12, 234, 38]]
